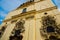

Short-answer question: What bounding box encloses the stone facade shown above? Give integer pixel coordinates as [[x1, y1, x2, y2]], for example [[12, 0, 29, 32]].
[[0, 0, 60, 40]]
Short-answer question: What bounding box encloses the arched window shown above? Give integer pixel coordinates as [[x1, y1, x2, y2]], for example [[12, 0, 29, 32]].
[[22, 8, 27, 13]]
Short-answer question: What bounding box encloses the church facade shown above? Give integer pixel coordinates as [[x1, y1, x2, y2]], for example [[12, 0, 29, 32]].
[[0, 0, 60, 40]]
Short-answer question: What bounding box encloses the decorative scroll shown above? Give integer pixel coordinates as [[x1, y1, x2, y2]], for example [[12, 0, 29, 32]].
[[40, 16, 60, 40], [9, 20, 25, 40]]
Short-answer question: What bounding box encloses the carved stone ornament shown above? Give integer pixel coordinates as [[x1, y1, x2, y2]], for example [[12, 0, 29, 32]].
[[40, 16, 60, 40], [9, 20, 25, 40], [0, 25, 7, 38]]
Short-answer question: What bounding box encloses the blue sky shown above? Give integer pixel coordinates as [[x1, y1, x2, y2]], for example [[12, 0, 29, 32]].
[[0, 0, 60, 25]]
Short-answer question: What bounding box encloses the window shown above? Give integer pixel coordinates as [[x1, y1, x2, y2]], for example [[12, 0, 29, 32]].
[[22, 8, 27, 13], [30, 0, 34, 2]]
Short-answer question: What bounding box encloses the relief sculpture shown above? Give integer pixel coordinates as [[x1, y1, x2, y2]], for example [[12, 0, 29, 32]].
[[0, 23, 7, 38], [9, 20, 25, 40], [40, 15, 60, 40]]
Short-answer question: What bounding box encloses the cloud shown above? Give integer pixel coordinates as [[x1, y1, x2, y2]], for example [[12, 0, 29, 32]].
[[0, 7, 8, 25], [58, 8, 60, 11], [0, 11, 7, 24]]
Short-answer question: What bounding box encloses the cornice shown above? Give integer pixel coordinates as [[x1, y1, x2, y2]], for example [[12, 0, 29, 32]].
[[3, 6, 57, 22], [16, 1, 35, 10], [38, 6, 57, 13], [3, 10, 36, 22], [16, 0, 45, 10]]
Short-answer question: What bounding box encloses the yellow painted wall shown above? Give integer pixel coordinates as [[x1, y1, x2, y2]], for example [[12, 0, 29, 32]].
[[0, 0, 60, 40]]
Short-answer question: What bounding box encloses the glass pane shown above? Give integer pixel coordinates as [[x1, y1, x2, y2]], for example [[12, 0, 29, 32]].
[[22, 8, 27, 13]]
